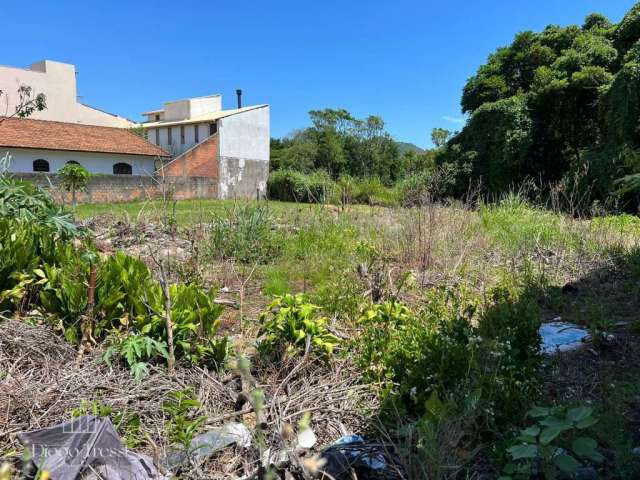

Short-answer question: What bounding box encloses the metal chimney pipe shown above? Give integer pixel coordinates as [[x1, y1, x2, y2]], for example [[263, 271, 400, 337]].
[[236, 89, 242, 109]]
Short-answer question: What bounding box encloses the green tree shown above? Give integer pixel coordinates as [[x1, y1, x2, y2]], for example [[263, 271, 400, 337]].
[[431, 128, 453, 148], [58, 163, 91, 209], [442, 4, 640, 211]]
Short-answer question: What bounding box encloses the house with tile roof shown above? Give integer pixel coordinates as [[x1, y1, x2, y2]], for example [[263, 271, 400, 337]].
[[0, 59, 270, 201], [0, 117, 168, 175]]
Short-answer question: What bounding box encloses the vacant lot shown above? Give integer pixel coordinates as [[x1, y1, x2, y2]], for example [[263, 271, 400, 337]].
[[4, 192, 640, 479]]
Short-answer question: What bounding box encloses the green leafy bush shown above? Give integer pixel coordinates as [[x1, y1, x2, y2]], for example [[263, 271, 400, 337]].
[[358, 291, 478, 413], [0, 177, 77, 238], [0, 219, 57, 296], [257, 294, 340, 359], [357, 285, 542, 426], [501, 405, 602, 479]]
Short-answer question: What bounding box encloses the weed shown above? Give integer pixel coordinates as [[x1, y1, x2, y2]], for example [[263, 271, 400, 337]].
[[208, 202, 282, 264], [163, 388, 207, 458], [257, 294, 340, 359], [501, 405, 602, 479]]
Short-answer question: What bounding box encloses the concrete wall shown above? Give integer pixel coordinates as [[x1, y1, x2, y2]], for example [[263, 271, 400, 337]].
[[13, 173, 218, 204], [4, 148, 157, 176], [218, 106, 270, 198], [218, 157, 269, 200], [0, 60, 132, 127], [218, 106, 269, 162]]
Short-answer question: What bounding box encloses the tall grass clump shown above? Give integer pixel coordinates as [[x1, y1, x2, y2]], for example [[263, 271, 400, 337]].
[[207, 202, 283, 264], [267, 169, 334, 203], [480, 193, 584, 255]]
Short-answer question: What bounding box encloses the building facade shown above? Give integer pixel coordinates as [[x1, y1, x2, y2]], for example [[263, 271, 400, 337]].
[[0, 59, 270, 201], [0, 118, 165, 175], [0, 60, 133, 127], [141, 95, 270, 199]]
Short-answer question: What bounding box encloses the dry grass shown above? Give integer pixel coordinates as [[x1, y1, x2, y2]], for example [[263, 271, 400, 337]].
[[0, 318, 375, 479]]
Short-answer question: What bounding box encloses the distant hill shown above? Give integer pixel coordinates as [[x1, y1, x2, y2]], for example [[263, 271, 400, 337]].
[[395, 141, 424, 154]]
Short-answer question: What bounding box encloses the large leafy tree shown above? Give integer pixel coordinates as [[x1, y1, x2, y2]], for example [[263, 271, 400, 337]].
[[443, 3, 640, 211], [270, 108, 404, 184]]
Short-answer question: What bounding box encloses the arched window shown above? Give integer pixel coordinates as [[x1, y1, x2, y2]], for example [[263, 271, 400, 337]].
[[66, 160, 80, 165], [113, 162, 132, 175], [33, 159, 50, 172]]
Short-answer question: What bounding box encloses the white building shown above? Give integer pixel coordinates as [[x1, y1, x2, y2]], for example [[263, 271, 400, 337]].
[[141, 95, 270, 198], [0, 60, 133, 128], [0, 59, 270, 200]]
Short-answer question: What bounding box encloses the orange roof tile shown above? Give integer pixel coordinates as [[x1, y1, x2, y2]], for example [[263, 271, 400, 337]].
[[0, 117, 168, 157]]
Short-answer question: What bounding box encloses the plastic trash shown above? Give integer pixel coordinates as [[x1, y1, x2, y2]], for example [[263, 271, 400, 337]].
[[163, 422, 252, 469], [319, 434, 403, 479], [540, 322, 589, 354], [17, 415, 167, 480]]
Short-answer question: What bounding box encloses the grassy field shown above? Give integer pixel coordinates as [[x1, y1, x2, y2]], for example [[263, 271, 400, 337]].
[[7, 194, 640, 478]]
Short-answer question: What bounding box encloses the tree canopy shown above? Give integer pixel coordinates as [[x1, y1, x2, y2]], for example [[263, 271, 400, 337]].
[[270, 108, 436, 185], [440, 2, 640, 210]]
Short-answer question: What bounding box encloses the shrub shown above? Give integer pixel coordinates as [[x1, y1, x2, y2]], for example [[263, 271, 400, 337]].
[[357, 284, 542, 426], [257, 294, 340, 359], [0, 176, 77, 238], [267, 169, 334, 203], [58, 163, 91, 209], [208, 203, 282, 264], [358, 291, 478, 413]]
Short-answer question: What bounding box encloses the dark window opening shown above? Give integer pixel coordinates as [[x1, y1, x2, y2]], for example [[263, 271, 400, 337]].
[[209, 122, 217, 136], [33, 159, 49, 172], [113, 162, 132, 175], [155, 128, 160, 144], [194, 124, 199, 143], [155, 114, 160, 121], [167, 127, 172, 145], [180, 125, 185, 144]]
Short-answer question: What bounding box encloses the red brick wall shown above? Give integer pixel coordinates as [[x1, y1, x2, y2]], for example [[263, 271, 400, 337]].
[[14, 173, 218, 204], [161, 134, 219, 178]]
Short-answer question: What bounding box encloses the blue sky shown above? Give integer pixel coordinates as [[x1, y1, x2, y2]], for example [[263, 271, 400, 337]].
[[3, 1, 637, 147]]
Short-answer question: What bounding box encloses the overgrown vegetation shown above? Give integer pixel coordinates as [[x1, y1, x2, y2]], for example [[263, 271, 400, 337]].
[[436, 4, 640, 212]]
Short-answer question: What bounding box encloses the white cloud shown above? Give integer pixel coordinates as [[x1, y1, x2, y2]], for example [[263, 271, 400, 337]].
[[442, 115, 465, 124]]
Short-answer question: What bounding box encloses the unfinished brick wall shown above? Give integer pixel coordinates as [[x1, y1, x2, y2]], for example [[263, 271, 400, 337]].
[[161, 134, 219, 178], [14, 173, 218, 205]]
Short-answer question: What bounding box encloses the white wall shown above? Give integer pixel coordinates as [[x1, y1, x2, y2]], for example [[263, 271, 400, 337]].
[[4, 148, 157, 176], [218, 106, 270, 199], [218, 106, 269, 162], [0, 60, 132, 127]]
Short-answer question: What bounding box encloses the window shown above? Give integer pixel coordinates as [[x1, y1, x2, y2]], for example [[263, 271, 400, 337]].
[[155, 128, 160, 145], [33, 159, 49, 172], [194, 124, 199, 143], [180, 125, 185, 144], [66, 160, 80, 165], [113, 162, 132, 175], [155, 114, 160, 121], [209, 122, 217, 136], [167, 127, 172, 145]]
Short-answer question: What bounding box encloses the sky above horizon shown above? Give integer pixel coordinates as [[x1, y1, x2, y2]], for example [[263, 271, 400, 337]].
[[3, 1, 637, 147]]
